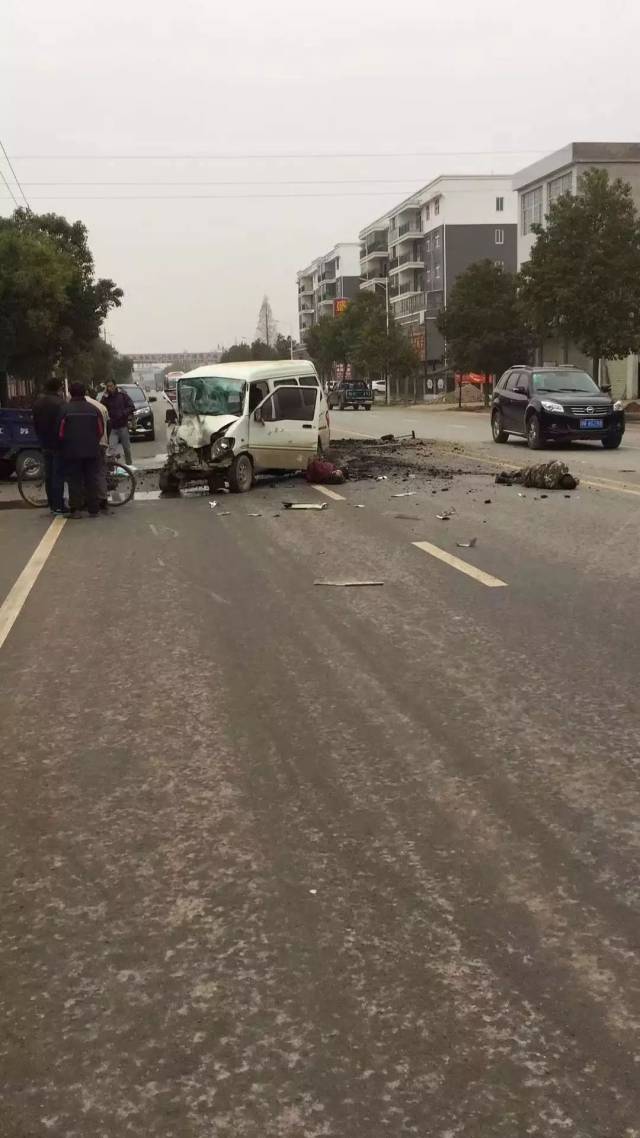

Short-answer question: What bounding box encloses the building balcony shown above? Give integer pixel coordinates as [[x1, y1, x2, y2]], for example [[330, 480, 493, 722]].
[[298, 285, 313, 297], [360, 277, 386, 292], [389, 282, 424, 302], [389, 218, 422, 244], [298, 302, 315, 314], [388, 252, 424, 276], [393, 291, 426, 317], [360, 239, 389, 262]]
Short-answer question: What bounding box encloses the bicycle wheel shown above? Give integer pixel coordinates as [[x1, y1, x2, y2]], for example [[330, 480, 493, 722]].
[[18, 470, 49, 508], [106, 463, 136, 507]]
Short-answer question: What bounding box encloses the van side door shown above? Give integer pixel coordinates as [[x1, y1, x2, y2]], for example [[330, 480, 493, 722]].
[[249, 385, 319, 471]]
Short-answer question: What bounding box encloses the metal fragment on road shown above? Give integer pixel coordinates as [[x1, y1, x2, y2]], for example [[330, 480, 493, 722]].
[[209, 500, 217, 509], [247, 512, 263, 517], [456, 538, 477, 548], [436, 512, 452, 521], [314, 580, 384, 587], [282, 502, 328, 510], [391, 491, 416, 498], [376, 475, 388, 481]]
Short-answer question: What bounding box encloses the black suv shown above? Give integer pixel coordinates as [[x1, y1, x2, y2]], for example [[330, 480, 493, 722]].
[[120, 383, 156, 442], [491, 365, 625, 450]]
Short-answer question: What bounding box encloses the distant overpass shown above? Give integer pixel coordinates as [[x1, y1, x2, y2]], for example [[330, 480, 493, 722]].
[[129, 351, 221, 367]]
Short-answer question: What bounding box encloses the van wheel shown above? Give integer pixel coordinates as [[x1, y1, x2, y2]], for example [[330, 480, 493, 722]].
[[158, 468, 180, 494], [229, 453, 254, 493]]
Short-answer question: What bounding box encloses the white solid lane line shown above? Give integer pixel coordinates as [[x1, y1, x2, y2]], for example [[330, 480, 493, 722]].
[[412, 540, 508, 589], [0, 516, 66, 652], [312, 485, 345, 501]]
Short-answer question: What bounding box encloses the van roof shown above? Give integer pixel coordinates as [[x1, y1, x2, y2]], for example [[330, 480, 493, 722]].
[[180, 360, 317, 381]]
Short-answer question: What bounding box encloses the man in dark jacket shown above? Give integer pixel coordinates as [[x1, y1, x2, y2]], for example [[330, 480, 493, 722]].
[[32, 378, 66, 514], [100, 380, 134, 465], [58, 382, 104, 518]]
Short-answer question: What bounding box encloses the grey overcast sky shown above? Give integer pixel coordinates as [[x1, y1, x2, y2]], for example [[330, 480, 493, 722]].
[[2, 0, 639, 353]]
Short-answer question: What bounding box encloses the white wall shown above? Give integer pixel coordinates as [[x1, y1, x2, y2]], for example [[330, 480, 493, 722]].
[[421, 177, 517, 233]]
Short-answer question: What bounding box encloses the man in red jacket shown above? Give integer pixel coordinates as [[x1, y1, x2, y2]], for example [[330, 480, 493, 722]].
[[58, 382, 104, 518]]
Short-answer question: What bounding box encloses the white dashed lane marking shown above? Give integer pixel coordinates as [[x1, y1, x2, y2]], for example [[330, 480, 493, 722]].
[[412, 540, 508, 589], [312, 485, 346, 501]]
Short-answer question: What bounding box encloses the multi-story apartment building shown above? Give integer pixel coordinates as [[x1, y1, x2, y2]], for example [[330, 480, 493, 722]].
[[359, 216, 390, 294], [297, 243, 360, 341], [513, 143, 640, 398], [387, 176, 517, 369]]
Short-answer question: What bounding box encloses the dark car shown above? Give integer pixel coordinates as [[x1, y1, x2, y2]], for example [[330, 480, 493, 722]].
[[328, 379, 372, 411], [491, 365, 625, 450], [119, 384, 156, 441]]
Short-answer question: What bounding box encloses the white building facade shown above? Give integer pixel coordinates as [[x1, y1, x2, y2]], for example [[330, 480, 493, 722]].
[[297, 243, 361, 341], [513, 143, 640, 398]]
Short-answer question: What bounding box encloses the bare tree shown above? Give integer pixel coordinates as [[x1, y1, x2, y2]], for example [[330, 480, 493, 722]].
[[255, 295, 277, 348]]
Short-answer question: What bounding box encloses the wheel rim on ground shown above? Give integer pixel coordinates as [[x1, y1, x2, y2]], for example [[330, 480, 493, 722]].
[[18, 473, 49, 508], [107, 464, 136, 506], [528, 417, 538, 444]]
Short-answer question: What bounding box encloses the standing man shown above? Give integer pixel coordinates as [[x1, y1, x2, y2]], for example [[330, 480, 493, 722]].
[[58, 382, 104, 518], [100, 380, 134, 466], [32, 377, 66, 515], [86, 388, 110, 512]]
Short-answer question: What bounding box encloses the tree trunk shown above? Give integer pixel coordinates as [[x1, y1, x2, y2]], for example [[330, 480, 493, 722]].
[[562, 337, 569, 364], [592, 353, 601, 388], [0, 369, 8, 407]]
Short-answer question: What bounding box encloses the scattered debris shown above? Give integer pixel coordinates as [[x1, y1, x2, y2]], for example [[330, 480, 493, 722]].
[[282, 501, 328, 510], [391, 491, 416, 498], [620, 469, 636, 473], [305, 458, 346, 484], [540, 494, 548, 499], [309, 889, 318, 895], [380, 433, 395, 442], [217, 511, 231, 517], [247, 512, 263, 517], [495, 460, 578, 490], [456, 538, 477, 548], [484, 499, 492, 504], [518, 493, 526, 498], [376, 475, 388, 481], [436, 512, 452, 521], [354, 504, 365, 508], [314, 580, 384, 587], [394, 514, 418, 520], [208, 500, 217, 509]]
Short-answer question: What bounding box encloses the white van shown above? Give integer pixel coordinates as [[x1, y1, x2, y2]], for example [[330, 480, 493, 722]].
[[160, 360, 330, 493]]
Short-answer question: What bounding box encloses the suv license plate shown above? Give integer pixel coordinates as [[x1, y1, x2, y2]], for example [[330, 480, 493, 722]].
[[580, 418, 603, 429]]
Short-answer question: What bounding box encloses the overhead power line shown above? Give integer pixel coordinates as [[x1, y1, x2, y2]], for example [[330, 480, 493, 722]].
[[0, 138, 30, 209], [7, 148, 546, 161], [18, 178, 432, 187], [0, 191, 427, 201], [0, 167, 20, 208]]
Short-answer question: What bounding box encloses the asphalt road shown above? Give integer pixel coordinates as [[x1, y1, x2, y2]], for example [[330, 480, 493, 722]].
[[338, 402, 640, 485], [2, 411, 640, 1136]]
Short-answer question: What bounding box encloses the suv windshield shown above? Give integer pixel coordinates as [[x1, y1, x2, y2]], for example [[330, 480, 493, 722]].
[[532, 370, 599, 394], [179, 376, 245, 417], [121, 385, 146, 405]]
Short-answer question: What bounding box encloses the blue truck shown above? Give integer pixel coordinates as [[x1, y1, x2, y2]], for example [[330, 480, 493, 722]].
[[0, 408, 42, 479]]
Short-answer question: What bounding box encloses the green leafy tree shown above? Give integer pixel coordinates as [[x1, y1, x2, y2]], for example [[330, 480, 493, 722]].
[[0, 208, 123, 402], [519, 169, 640, 383], [438, 260, 533, 382], [304, 294, 419, 389], [67, 339, 133, 387], [220, 342, 254, 363]]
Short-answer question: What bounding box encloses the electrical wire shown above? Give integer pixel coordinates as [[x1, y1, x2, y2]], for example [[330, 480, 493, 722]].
[[0, 138, 30, 209], [7, 148, 546, 161], [0, 167, 20, 208]]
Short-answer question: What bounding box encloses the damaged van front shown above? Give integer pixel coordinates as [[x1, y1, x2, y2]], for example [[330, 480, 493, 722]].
[[159, 361, 329, 494]]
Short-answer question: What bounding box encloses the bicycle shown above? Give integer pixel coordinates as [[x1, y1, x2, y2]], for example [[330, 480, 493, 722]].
[[18, 450, 136, 509]]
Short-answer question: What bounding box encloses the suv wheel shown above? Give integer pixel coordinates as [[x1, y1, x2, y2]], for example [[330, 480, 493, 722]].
[[526, 413, 544, 450], [602, 431, 623, 450], [491, 410, 508, 443]]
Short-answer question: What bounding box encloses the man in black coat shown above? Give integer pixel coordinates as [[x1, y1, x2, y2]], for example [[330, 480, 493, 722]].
[[58, 382, 105, 518], [32, 378, 66, 514]]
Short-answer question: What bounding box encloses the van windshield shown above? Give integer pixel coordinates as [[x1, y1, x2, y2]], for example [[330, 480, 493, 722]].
[[179, 377, 245, 417]]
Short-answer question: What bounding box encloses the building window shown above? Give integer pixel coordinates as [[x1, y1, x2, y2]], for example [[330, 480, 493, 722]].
[[426, 267, 432, 284], [434, 231, 441, 249], [548, 172, 573, 205], [496, 196, 504, 212], [521, 186, 543, 235], [434, 198, 440, 215], [434, 264, 441, 282], [425, 236, 431, 252], [495, 228, 504, 245], [425, 203, 430, 220]]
